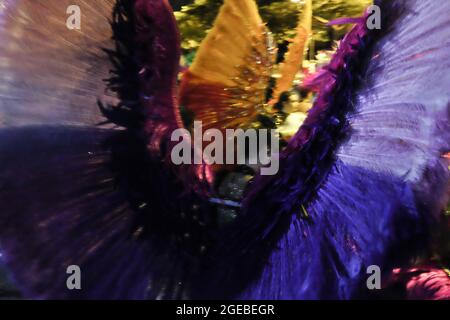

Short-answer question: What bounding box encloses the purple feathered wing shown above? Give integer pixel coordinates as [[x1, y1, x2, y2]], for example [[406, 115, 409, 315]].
[[0, 0, 214, 299], [209, 0, 450, 299]]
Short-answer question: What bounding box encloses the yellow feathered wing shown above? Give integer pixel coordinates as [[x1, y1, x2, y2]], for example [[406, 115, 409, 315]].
[[179, 0, 276, 130], [270, 0, 312, 107]]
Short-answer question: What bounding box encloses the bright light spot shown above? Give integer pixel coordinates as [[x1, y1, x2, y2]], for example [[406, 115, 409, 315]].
[[277, 112, 308, 138]]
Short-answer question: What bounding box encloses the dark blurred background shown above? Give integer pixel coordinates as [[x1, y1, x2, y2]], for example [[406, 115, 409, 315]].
[[170, 0, 192, 10]]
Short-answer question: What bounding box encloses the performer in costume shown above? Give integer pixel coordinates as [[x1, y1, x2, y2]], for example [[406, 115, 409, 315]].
[[0, 0, 448, 299]]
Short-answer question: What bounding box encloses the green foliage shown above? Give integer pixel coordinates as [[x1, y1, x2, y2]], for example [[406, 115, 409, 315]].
[[312, 0, 372, 47], [174, 0, 224, 50], [175, 0, 372, 50], [259, 1, 301, 41]]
